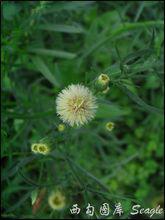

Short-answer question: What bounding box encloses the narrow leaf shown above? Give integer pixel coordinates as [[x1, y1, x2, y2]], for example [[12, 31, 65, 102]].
[[31, 189, 38, 205], [96, 101, 130, 118], [29, 48, 76, 59], [6, 191, 32, 213], [80, 20, 163, 60], [42, 1, 95, 14], [119, 85, 163, 115], [38, 24, 85, 34], [32, 56, 60, 87]]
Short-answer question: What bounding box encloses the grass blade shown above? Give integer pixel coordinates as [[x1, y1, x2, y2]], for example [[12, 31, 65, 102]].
[[29, 48, 76, 59], [80, 20, 164, 60], [3, 109, 54, 119], [118, 85, 163, 115], [2, 156, 36, 181], [87, 187, 138, 203], [32, 56, 60, 87], [96, 102, 130, 118], [5, 191, 32, 213], [42, 1, 95, 14], [68, 158, 109, 192], [38, 24, 85, 34]]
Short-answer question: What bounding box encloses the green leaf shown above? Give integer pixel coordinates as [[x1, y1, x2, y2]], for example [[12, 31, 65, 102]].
[[42, 1, 95, 14], [2, 2, 20, 20], [31, 189, 39, 205], [120, 79, 137, 94], [6, 191, 32, 213], [2, 74, 12, 90], [38, 24, 85, 34], [1, 156, 36, 181], [155, 32, 164, 57], [118, 85, 163, 115], [68, 157, 109, 192], [96, 102, 130, 119], [123, 48, 152, 65], [80, 20, 164, 60], [32, 56, 60, 87], [3, 109, 54, 119], [29, 48, 76, 59]]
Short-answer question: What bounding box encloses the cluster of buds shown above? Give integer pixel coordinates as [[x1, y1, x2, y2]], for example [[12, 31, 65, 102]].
[[31, 143, 50, 155], [96, 74, 110, 94]]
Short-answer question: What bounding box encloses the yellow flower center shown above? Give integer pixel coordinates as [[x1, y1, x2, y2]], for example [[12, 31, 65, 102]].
[[33, 144, 38, 151], [53, 196, 62, 205], [106, 122, 115, 131], [39, 145, 46, 152], [101, 74, 109, 81], [98, 74, 110, 86], [69, 97, 86, 113]]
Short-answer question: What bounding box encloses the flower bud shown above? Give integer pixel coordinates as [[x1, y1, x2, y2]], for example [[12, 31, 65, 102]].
[[97, 74, 110, 87], [58, 124, 65, 132], [105, 122, 115, 132]]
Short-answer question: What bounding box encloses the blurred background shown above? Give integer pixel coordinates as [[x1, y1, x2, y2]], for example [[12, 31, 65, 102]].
[[1, 1, 164, 219]]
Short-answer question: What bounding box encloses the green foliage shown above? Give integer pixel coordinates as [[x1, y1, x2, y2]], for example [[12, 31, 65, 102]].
[[1, 1, 164, 219]]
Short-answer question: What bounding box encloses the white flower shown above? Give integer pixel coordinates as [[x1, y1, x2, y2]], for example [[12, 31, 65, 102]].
[[56, 84, 97, 127]]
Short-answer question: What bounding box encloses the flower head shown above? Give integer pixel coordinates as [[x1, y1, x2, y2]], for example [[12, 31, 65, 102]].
[[97, 74, 110, 87], [106, 122, 115, 132], [56, 84, 97, 127], [48, 190, 66, 210]]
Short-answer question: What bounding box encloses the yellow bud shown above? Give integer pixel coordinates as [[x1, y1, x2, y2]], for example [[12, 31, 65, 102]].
[[31, 143, 39, 154], [37, 144, 50, 155], [58, 124, 65, 132], [97, 74, 110, 87], [106, 122, 115, 132], [48, 190, 66, 210], [102, 86, 110, 94]]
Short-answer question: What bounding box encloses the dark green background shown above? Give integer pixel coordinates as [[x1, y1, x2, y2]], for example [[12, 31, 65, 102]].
[[1, 1, 164, 219]]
